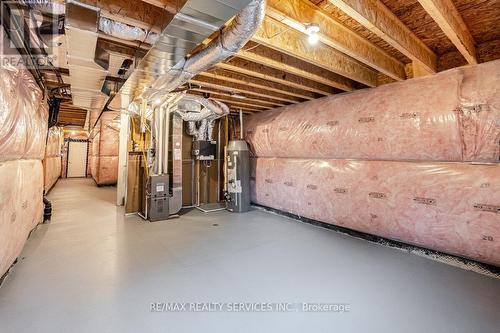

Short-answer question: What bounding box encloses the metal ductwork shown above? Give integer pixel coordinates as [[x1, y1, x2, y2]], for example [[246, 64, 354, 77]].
[[32, 0, 66, 16], [65, 1, 109, 113], [108, 0, 265, 221], [177, 96, 230, 141], [99, 17, 159, 45], [147, 0, 266, 102], [108, 0, 265, 110]]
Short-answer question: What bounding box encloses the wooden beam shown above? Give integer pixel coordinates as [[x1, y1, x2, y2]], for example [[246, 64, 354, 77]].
[[189, 86, 286, 108], [201, 69, 319, 100], [267, 0, 406, 81], [238, 42, 356, 91], [190, 76, 302, 104], [189, 92, 266, 113], [79, 0, 176, 31], [417, 0, 477, 64], [191, 92, 271, 111], [326, 0, 437, 73], [253, 17, 378, 87], [216, 58, 336, 96]]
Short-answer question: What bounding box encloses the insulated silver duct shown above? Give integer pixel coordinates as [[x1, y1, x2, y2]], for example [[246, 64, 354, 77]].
[[99, 17, 160, 45], [177, 96, 230, 141], [146, 0, 266, 101]]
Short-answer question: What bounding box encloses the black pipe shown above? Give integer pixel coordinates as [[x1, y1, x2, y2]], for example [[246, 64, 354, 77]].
[[43, 196, 52, 223]]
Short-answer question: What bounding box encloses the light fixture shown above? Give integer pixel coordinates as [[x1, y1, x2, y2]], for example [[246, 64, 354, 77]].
[[308, 33, 320, 45], [305, 23, 320, 45], [305, 23, 320, 35], [155, 98, 162, 104]]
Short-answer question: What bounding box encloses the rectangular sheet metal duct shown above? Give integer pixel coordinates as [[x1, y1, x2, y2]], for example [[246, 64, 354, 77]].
[[109, 0, 254, 110], [65, 1, 109, 112]]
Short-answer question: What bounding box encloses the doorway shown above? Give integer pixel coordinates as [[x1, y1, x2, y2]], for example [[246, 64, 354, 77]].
[[67, 140, 88, 178]]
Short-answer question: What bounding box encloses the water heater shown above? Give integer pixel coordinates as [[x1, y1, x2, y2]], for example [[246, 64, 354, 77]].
[[226, 140, 251, 212]]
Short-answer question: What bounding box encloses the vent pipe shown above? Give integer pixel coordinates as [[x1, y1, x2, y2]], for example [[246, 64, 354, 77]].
[[145, 0, 266, 102]]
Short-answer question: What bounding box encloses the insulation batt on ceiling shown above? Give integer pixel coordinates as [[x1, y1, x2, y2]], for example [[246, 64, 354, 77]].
[[0, 65, 47, 277], [245, 60, 500, 162], [43, 127, 63, 193], [245, 60, 500, 266], [89, 111, 120, 185]]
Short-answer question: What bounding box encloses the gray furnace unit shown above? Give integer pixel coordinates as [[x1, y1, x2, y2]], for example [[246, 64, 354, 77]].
[[226, 140, 251, 212]]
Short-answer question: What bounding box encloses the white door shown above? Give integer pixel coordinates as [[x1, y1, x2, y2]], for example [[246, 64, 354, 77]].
[[67, 141, 88, 178]]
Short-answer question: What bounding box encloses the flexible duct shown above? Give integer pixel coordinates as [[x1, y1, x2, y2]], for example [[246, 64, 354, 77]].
[[99, 17, 159, 45], [177, 96, 230, 141], [146, 0, 266, 101], [31, 0, 66, 16]]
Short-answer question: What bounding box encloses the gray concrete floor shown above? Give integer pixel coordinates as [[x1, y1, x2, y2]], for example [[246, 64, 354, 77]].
[[0, 178, 499, 333]]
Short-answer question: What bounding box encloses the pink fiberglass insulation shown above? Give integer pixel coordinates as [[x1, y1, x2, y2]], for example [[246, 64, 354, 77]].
[[245, 61, 500, 266], [0, 62, 47, 277], [89, 131, 100, 182], [0, 66, 47, 162], [250, 158, 500, 266], [245, 60, 500, 162], [43, 127, 63, 192], [89, 111, 120, 185], [0, 160, 44, 275]]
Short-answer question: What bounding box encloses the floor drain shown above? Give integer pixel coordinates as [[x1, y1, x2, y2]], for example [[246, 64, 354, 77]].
[[212, 224, 219, 227]]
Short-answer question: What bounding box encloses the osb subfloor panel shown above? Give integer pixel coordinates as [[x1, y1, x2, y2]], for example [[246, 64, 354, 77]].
[[0, 178, 499, 332]]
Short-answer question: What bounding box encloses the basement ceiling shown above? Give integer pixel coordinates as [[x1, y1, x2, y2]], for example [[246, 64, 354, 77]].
[[38, 0, 500, 124]]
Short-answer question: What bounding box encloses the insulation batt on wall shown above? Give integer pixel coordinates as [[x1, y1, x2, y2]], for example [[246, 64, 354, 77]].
[[0, 64, 48, 277], [245, 60, 500, 162], [245, 60, 500, 266], [250, 158, 500, 266], [43, 127, 63, 193], [89, 111, 120, 185]]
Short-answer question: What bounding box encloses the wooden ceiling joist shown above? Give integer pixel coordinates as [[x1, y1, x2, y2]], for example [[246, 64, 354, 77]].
[[417, 0, 477, 65], [216, 58, 337, 96], [190, 87, 283, 108], [189, 86, 286, 108], [190, 76, 302, 105], [238, 43, 356, 91], [267, 0, 406, 81], [326, 0, 437, 74], [189, 92, 266, 113], [193, 93, 271, 111], [201, 69, 319, 100], [78, 0, 175, 31], [254, 17, 378, 87]]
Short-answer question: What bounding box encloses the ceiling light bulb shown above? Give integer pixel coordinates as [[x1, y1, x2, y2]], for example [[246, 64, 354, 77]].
[[155, 98, 162, 104], [308, 33, 320, 45]]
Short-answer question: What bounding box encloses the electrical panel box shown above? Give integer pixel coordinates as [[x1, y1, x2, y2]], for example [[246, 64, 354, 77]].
[[192, 140, 217, 160], [147, 174, 170, 222]]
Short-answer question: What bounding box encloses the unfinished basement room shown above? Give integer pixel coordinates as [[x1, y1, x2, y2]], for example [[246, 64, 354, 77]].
[[0, 0, 499, 332]]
